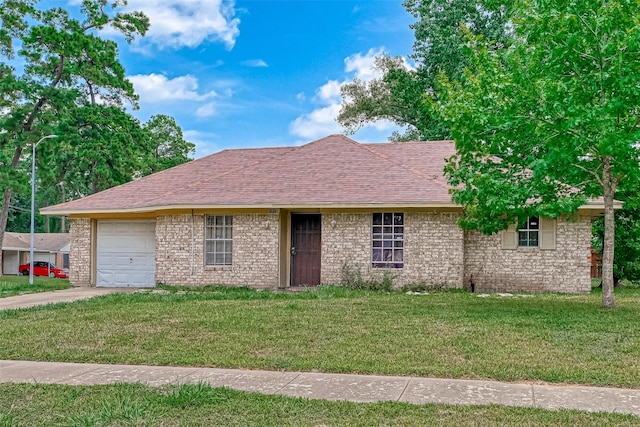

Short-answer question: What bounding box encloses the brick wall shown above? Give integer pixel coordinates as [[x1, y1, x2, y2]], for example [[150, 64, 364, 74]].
[[69, 218, 92, 286], [156, 213, 280, 288], [321, 212, 465, 288], [464, 216, 592, 293], [75, 211, 592, 293]]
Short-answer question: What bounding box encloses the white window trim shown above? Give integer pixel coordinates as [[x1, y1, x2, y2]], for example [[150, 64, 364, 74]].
[[205, 215, 233, 266]]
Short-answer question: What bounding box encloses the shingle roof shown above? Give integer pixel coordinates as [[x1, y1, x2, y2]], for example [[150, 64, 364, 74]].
[[41, 135, 458, 214], [40, 134, 610, 215], [2, 232, 70, 252]]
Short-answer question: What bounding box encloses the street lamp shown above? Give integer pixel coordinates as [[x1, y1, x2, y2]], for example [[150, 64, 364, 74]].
[[29, 134, 57, 285]]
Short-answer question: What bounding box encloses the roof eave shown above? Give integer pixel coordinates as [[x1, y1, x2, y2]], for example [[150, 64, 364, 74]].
[[41, 199, 622, 217], [41, 201, 461, 216]]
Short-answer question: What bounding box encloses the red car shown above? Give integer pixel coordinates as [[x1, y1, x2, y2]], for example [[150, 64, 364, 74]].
[[19, 261, 68, 278]]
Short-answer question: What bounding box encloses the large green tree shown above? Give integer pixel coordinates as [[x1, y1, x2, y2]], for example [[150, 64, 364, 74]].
[[338, 0, 511, 141], [49, 105, 147, 196], [142, 114, 195, 175], [439, 0, 640, 308], [592, 189, 640, 284], [0, 0, 149, 274]]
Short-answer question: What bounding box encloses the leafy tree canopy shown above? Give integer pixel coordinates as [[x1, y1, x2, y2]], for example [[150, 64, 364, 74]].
[[338, 0, 512, 141], [142, 114, 195, 175], [439, 0, 640, 307], [0, 0, 150, 249]]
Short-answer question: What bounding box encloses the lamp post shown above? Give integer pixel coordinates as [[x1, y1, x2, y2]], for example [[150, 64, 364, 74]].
[[29, 134, 57, 285]]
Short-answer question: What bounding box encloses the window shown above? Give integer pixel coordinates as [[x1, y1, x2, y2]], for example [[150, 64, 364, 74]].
[[372, 212, 404, 268], [518, 216, 539, 247], [205, 215, 233, 266], [63, 254, 69, 269]]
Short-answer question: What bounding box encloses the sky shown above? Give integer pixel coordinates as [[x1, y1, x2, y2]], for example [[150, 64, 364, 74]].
[[89, 0, 416, 158]]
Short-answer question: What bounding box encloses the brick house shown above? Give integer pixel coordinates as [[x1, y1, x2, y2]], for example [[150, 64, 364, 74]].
[[41, 135, 610, 293]]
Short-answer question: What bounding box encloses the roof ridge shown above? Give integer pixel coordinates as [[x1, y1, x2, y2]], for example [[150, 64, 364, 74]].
[[358, 142, 452, 191], [138, 135, 357, 207]]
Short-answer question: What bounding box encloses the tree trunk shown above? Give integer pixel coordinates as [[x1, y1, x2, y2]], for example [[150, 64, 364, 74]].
[[0, 145, 25, 277], [0, 189, 11, 277], [60, 182, 66, 232], [601, 156, 616, 308], [44, 197, 50, 233]]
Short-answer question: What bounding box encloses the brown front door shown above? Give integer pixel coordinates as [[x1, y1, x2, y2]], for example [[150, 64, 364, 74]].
[[291, 214, 321, 286]]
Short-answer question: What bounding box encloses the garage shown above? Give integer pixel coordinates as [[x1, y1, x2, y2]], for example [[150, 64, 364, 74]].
[[96, 220, 156, 287]]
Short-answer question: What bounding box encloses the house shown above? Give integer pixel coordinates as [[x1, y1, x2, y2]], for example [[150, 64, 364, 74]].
[[41, 135, 610, 293], [1, 232, 70, 275]]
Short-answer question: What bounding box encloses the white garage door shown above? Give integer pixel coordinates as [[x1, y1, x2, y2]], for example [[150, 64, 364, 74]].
[[97, 220, 156, 288], [2, 251, 19, 275]]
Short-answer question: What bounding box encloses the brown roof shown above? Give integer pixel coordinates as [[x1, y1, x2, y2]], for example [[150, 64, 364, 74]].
[[40, 134, 610, 215], [41, 135, 457, 214], [2, 232, 70, 252]]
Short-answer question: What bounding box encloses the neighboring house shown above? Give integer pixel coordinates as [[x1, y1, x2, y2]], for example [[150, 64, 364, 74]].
[[1, 232, 70, 275], [41, 135, 614, 293]]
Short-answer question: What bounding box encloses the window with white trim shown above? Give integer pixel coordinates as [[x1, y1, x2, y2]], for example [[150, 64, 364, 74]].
[[205, 215, 233, 266], [518, 216, 539, 247], [372, 212, 404, 268]]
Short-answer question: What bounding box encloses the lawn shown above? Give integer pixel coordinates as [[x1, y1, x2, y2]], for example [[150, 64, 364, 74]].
[[1, 382, 638, 427], [0, 275, 70, 298], [0, 286, 639, 388]]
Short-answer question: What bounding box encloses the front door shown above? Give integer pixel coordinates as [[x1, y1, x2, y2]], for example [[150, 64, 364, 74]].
[[291, 214, 321, 286]]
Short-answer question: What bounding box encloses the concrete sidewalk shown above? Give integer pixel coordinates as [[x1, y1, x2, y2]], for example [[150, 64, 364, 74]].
[[1, 360, 639, 415], [0, 287, 136, 310]]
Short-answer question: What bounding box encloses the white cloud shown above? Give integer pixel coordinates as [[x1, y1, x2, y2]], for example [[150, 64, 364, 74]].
[[289, 104, 342, 139], [195, 102, 217, 118], [344, 48, 385, 81], [129, 73, 217, 103], [241, 59, 268, 67], [124, 0, 240, 49], [290, 48, 387, 140], [316, 80, 342, 103]]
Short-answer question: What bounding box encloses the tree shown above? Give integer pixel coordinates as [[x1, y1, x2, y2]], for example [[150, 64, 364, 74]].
[[0, 0, 149, 273], [337, 0, 512, 141], [592, 188, 640, 284], [48, 104, 147, 195], [438, 0, 640, 308], [142, 114, 195, 175]]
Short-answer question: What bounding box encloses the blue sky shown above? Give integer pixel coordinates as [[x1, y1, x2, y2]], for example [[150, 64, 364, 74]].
[[99, 0, 416, 157]]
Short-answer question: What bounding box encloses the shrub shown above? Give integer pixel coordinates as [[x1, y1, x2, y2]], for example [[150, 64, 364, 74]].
[[340, 263, 395, 292]]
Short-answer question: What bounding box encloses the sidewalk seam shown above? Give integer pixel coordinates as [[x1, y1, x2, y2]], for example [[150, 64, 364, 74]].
[[273, 372, 302, 393], [170, 368, 203, 385], [531, 385, 536, 407], [397, 377, 412, 402]]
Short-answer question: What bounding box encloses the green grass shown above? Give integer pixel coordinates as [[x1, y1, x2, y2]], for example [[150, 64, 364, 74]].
[[0, 275, 70, 298], [1, 286, 639, 388], [1, 382, 638, 426]]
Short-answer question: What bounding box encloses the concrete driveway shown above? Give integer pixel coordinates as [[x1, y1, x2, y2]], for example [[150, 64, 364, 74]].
[[0, 287, 137, 311]]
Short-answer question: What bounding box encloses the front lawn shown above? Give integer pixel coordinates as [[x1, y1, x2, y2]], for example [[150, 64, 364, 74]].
[[0, 286, 639, 388], [1, 383, 638, 426], [0, 275, 70, 298]]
